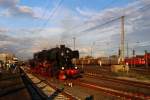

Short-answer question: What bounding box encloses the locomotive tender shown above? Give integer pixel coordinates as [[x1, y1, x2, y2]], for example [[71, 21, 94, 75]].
[[30, 45, 81, 80]]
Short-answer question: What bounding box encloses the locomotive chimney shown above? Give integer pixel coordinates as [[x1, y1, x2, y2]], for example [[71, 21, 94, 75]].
[[60, 45, 65, 49]]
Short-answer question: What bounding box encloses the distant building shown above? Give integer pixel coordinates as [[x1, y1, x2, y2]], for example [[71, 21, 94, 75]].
[[109, 55, 119, 65], [97, 55, 118, 65], [0, 53, 15, 63]]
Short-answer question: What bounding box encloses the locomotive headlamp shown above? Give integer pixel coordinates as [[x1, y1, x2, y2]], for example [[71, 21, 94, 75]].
[[61, 52, 64, 56], [61, 67, 64, 70], [75, 66, 78, 69], [66, 50, 69, 53]]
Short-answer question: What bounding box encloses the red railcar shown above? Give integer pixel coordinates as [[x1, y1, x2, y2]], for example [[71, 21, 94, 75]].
[[125, 54, 150, 66]]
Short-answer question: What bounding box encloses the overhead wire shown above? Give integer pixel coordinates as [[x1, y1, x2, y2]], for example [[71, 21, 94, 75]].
[[30, 0, 64, 49], [81, 1, 150, 33], [66, 0, 118, 34], [81, 17, 120, 33], [82, 0, 150, 56], [30, 0, 51, 33], [61, 0, 117, 46], [68, 3, 121, 36], [79, 0, 150, 55], [37, 0, 64, 34], [41, 0, 52, 19]]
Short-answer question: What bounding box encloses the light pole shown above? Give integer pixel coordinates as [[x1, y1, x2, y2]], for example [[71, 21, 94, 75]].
[[91, 42, 95, 57], [131, 41, 139, 67], [120, 16, 125, 64], [73, 37, 76, 50], [145, 50, 148, 68]]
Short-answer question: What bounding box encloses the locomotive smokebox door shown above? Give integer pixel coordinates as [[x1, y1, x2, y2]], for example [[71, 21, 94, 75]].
[[72, 51, 79, 59]]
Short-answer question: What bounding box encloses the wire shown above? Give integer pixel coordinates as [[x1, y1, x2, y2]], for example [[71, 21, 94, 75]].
[[38, 0, 64, 34], [30, 0, 51, 32], [40, 0, 52, 20], [82, 17, 120, 33], [80, 1, 150, 33], [65, 0, 118, 34], [68, 0, 126, 34]]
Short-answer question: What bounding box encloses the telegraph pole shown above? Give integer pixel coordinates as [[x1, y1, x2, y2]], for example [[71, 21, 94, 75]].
[[91, 42, 95, 57], [120, 16, 125, 64], [73, 37, 76, 50]]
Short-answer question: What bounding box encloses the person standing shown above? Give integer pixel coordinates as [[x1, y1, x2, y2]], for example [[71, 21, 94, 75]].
[[125, 62, 129, 74], [98, 60, 102, 67]]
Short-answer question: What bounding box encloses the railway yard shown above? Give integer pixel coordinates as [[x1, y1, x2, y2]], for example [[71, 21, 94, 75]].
[[1, 45, 149, 100], [1, 64, 150, 100], [24, 65, 150, 100], [0, 1, 150, 100]]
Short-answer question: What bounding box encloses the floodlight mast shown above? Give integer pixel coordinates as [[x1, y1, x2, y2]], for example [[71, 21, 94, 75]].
[[120, 16, 125, 64]]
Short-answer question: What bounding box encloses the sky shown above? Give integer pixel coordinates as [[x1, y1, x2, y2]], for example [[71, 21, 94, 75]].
[[0, 0, 150, 60]]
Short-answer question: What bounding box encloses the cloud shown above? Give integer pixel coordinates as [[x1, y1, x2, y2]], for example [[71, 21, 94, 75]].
[[33, 0, 150, 57], [0, 28, 9, 34], [0, 26, 64, 60], [76, 7, 98, 18], [0, 0, 150, 59], [0, 0, 18, 8], [71, 0, 150, 56], [16, 6, 33, 16], [0, 0, 35, 18], [12, 27, 63, 38], [0, 0, 67, 20], [3, 6, 34, 18]]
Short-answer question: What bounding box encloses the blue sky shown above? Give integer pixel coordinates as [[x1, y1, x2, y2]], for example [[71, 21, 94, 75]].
[[20, 0, 133, 10], [0, 0, 150, 60], [1, 0, 135, 28]]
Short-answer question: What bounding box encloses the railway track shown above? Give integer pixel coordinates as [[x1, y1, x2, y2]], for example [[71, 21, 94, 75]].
[[78, 65, 112, 75], [85, 72, 150, 89], [72, 79, 149, 100], [28, 73, 148, 99], [23, 66, 150, 99], [80, 72, 150, 99], [80, 65, 150, 78], [21, 67, 78, 100], [130, 68, 150, 75]]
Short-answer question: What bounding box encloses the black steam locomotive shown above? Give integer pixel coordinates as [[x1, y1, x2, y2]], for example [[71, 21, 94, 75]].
[[30, 45, 81, 80]]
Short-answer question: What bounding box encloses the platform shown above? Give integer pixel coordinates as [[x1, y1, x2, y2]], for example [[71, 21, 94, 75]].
[[0, 69, 32, 100]]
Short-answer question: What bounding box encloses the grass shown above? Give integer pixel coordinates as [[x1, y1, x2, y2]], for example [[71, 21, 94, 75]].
[[111, 70, 150, 81]]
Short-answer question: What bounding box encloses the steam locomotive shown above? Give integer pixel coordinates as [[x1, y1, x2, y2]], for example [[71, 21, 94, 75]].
[[29, 45, 81, 80]]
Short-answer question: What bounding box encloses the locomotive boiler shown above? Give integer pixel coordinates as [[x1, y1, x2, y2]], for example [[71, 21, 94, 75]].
[[30, 45, 81, 80]]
